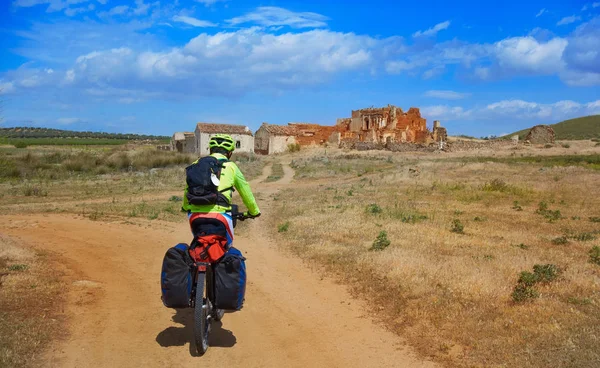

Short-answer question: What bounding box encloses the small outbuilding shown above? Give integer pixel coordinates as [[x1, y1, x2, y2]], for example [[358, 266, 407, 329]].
[[171, 132, 195, 153], [254, 123, 298, 154], [194, 122, 254, 155]]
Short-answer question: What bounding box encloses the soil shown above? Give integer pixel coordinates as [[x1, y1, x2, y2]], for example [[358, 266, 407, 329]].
[[0, 163, 437, 368]]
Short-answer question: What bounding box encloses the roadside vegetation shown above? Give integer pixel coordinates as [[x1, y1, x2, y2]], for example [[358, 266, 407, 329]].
[[0, 145, 265, 221], [272, 150, 600, 368]]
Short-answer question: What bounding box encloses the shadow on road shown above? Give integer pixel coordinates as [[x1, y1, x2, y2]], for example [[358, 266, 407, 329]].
[[156, 308, 237, 353]]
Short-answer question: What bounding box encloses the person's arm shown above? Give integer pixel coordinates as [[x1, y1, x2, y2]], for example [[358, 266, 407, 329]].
[[231, 162, 260, 216], [182, 183, 190, 212]]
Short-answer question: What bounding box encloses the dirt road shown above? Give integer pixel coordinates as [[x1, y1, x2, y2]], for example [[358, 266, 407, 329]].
[[0, 164, 437, 368]]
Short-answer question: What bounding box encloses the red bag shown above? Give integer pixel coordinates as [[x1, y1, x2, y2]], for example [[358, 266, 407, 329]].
[[189, 235, 228, 263]]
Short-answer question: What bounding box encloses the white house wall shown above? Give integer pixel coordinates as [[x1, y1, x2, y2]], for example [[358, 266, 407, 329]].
[[268, 135, 296, 154], [195, 131, 254, 155]]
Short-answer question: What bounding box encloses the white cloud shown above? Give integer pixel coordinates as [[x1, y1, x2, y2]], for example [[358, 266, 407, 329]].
[[385, 60, 418, 74], [422, 65, 446, 79], [65, 5, 91, 16], [26, 28, 379, 99], [133, 0, 150, 16], [422, 99, 600, 122], [227, 7, 329, 28], [413, 21, 451, 37], [13, 0, 77, 10], [195, 0, 226, 6], [424, 90, 470, 100], [104, 5, 129, 16], [493, 36, 567, 74], [173, 15, 217, 28], [557, 15, 581, 26], [536, 8, 546, 17], [421, 105, 472, 120], [0, 82, 16, 94]]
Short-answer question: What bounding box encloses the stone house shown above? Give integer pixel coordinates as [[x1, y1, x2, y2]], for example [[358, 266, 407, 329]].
[[171, 132, 195, 153], [254, 123, 298, 154], [194, 122, 254, 155]]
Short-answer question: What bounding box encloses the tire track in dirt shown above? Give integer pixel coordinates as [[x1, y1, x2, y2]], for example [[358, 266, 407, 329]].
[[0, 162, 437, 368]]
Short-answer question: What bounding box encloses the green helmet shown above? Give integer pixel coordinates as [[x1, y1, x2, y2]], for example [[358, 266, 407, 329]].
[[209, 134, 235, 152]]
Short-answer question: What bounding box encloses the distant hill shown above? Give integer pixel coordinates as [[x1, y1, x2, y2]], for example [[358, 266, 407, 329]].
[[0, 127, 169, 141], [506, 115, 600, 140]]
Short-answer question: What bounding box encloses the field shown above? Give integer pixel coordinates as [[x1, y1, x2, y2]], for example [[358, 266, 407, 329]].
[[269, 141, 600, 367], [1, 140, 600, 367]]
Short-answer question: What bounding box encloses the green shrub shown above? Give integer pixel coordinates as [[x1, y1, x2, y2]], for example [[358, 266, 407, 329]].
[[287, 143, 301, 152], [366, 203, 382, 214], [370, 231, 391, 251], [512, 264, 560, 302], [533, 264, 561, 283], [512, 201, 523, 211], [544, 144, 553, 148], [8, 264, 29, 272], [589, 246, 600, 265], [589, 217, 600, 223], [562, 143, 571, 148], [451, 219, 464, 234], [13, 142, 28, 149], [572, 232, 597, 242], [536, 201, 562, 222], [278, 221, 290, 232], [512, 284, 539, 302], [551, 236, 569, 245], [517, 271, 538, 287], [169, 195, 182, 202], [513, 243, 529, 250]]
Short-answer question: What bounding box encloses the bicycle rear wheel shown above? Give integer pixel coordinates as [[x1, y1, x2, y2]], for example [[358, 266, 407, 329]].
[[193, 272, 209, 355]]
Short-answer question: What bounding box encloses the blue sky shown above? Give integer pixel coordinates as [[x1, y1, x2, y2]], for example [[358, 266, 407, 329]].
[[0, 0, 599, 137]]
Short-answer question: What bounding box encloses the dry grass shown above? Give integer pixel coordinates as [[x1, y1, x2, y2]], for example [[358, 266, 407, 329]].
[[0, 235, 67, 368], [270, 149, 600, 367], [265, 161, 284, 182]]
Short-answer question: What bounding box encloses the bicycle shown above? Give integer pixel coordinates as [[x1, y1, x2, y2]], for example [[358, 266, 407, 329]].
[[190, 210, 254, 356]]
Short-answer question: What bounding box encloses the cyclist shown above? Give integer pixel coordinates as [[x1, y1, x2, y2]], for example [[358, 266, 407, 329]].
[[183, 134, 260, 249]]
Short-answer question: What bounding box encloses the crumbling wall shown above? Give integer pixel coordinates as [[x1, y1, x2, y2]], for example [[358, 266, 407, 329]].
[[290, 123, 337, 146], [525, 125, 555, 144], [335, 105, 434, 145]]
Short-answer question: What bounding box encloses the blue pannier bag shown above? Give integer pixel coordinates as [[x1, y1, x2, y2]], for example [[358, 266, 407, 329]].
[[213, 247, 246, 310], [161, 243, 194, 308]]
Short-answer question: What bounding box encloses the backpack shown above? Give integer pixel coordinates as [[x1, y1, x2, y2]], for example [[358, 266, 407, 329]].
[[213, 247, 246, 310], [160, 243, 194, 308], [185, 156, 231, 206]]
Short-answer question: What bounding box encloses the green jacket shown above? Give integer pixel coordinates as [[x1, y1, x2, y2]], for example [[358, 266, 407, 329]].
[[182, 153, 260, 215]]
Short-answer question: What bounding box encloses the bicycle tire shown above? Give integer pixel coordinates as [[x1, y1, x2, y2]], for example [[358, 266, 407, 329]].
[[193, 272, 209, 355]]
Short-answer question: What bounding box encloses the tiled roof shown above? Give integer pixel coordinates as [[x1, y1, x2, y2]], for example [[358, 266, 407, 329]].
[[259, 123, 298, 136], [195, 122, 253, 136]]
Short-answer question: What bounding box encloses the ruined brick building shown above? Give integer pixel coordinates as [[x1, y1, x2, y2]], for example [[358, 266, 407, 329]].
[[332, 105, 446, 145]]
